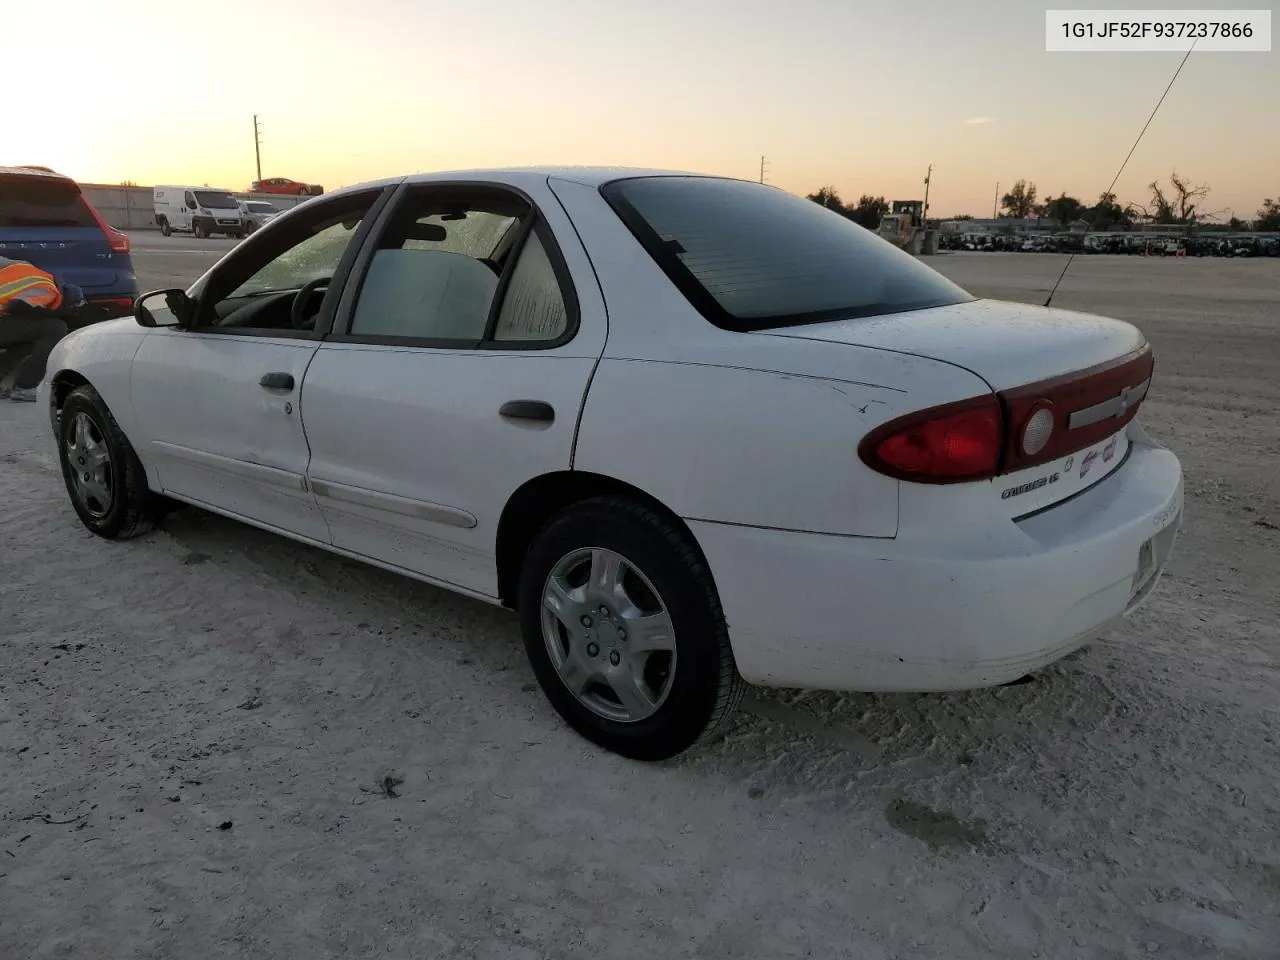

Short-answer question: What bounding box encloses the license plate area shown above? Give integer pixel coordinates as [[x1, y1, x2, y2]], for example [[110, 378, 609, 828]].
[[1128, 507, 1182, 607], [1133, 539, 1156, 593]]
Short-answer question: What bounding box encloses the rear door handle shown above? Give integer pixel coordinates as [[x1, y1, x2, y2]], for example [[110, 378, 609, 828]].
[[259, 372, 294, 390], [500, 400, 554, 422]]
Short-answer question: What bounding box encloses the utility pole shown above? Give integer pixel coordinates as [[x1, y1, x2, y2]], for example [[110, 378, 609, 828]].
[[759, 155, 769, 184], [253, 114, 263, 184], [922, 163, 933, 223], [993, 181, 1000, 218]]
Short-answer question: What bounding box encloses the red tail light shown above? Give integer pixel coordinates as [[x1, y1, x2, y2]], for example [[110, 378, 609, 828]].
[[859, 396, 1003, 483], [80, 197, 131, 254], [105, 228, 131, 255], [999, 344, 1153, 472], [861, 344, 1156, 486]]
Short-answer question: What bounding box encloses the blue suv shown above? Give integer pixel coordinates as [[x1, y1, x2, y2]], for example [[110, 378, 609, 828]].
[[0, 166, 138, 324]]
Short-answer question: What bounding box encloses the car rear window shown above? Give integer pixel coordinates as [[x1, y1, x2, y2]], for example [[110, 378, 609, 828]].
[[600, 176, 973, 331], [0, 177, 96, 228]]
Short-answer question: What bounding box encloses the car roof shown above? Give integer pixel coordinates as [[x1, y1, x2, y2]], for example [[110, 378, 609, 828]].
[[157, 185, 240, 194], [401, 166, 741, 188], [0, 164, 77, 184], [292, 167, 755, 205]]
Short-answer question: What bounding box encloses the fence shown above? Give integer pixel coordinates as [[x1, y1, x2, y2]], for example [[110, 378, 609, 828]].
[[80, 184, 311, 230]]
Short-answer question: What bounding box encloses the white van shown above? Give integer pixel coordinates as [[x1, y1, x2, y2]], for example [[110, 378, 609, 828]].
[[153, 185, 245, 239]]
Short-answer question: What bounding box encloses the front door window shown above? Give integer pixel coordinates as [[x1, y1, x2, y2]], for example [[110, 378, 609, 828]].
[[193, 190, 382, 333]]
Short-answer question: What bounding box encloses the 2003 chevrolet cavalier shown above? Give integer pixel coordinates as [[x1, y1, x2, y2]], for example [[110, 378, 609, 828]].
[[40, 168, 1184, 760]]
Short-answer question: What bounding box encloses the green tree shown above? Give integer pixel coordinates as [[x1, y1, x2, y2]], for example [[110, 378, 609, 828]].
[[1044, 193, 1084, 226], [1000, 180, 1037, 218], [848, 195, 889, 229], [1255, 199, 1280, 231], [806, 187, 847, 215], [1087, 191, 1128, 230]]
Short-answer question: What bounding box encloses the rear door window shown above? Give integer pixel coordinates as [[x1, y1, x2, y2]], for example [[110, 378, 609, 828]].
[[0, 177, 95, 228], [341, 185, 577, 348], [348, 196, 521, 343], [601, 176, 973, 332]]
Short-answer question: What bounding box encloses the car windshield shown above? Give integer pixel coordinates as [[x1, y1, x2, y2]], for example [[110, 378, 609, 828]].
[[195, 190, 238, 209], [0, 177, 95, 228], [601, 176, 974, 331], [245, 202, 276, 214]]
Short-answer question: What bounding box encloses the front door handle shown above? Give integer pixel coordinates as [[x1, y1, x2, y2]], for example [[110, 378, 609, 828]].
[[260, 372, 295, 390], [500, 400, 554, 422]]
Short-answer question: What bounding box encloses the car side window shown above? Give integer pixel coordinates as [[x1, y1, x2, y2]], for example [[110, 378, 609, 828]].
[[192, 190, 381, 333], [229, 218, 365, 300], [184, 191, 196, 208], [347, 191, 524, 343], [492, 229, 569, 342]]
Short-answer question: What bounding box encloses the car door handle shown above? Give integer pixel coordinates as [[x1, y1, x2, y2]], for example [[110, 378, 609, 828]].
[[259, 372, 295, 390], [500, 400, 554, 422]]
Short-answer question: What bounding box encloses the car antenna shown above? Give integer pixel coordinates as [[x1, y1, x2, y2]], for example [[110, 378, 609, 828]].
[[1043, 42, 1197, 309]]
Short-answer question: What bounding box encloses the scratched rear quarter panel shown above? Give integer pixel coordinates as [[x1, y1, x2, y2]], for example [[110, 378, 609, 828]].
[[552, 172, 996, 538], [573, 340, 993, 538]]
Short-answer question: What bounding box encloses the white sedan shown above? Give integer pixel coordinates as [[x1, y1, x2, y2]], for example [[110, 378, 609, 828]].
[[39, 168, 1184, 761]]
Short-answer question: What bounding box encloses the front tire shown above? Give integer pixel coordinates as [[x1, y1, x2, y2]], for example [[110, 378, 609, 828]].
[[518, 496, 745, 761], [193, 221, 207, 239], [57, 385, 159, 540]]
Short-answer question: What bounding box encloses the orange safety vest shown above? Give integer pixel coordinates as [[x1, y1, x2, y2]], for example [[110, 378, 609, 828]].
[[0, 258, 64, 312]]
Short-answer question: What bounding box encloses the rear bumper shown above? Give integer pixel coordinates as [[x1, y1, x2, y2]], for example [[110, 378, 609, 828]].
[[691, 421, 1184, 692], [79, 295, 137, 325]]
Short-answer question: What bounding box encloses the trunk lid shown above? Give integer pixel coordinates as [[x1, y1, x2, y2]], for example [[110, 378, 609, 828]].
[[758, 297, 1146, 391], [767, 298, 1155, 517]]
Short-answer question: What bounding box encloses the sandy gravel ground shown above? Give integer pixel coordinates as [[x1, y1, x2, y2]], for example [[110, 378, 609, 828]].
[[2, 249, 1278, 959]]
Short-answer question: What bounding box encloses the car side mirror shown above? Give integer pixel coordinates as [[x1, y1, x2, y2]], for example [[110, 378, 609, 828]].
[[135, 288, 194, 329]]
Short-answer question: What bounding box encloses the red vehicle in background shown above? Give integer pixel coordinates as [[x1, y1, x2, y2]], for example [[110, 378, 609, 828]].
[[249, 177, 324, 196]]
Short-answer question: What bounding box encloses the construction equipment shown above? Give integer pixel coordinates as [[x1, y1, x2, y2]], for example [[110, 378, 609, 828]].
[[877, 200, 927, 253]]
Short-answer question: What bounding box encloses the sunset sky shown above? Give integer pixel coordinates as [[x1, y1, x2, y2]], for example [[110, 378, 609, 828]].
[[12, 0, 1278, 219]]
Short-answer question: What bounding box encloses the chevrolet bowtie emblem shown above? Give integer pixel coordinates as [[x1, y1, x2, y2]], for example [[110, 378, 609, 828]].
[[1067, 378, 1151, 430]]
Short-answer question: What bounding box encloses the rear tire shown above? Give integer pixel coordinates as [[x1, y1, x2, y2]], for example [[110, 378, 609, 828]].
[[159, 218, 172, 237], [518, 496, 745, 761], [56, 384, 160, 540]]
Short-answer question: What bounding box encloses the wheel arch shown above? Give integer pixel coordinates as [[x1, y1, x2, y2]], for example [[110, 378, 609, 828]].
[[495, 470, 716, 610], [48, 368, 159, 491], [49, 368, 91, 416]]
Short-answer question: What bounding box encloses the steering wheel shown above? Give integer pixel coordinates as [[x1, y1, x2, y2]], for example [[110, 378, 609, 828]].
[[290, 276, 330, 330]]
